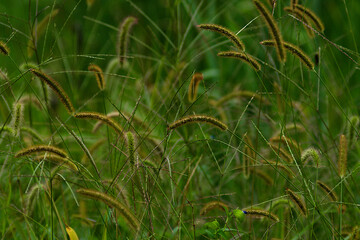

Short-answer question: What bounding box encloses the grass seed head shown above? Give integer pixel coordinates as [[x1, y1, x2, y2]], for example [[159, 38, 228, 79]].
[[88, 64, 105, 90], [217, 51, 261, 71], [286, 188, 308, 216], [188, 72, 203, 103], [253, 0, 286, 62], [117, 16, 138, 67], [168, 115, 228, 131], [0, 41, 10, 55], [198, 23, 245, 51], [30, 68, 75, 114], [338, 134, 348, 178]]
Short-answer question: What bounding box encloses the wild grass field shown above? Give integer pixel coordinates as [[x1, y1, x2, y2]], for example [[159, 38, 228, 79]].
[[1, 0, 360, 239]]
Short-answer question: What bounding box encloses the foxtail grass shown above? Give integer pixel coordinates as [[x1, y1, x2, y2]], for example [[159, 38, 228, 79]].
[[217, 51, 261, 71], [284, 6, 315, 38], [338, 134, 347, 178], [77, 188, 140, 232], [74, 112, 123, 135], [253, 0, 286, 62], [34, 154, 78, 171], [30, 69, 75, 114], [286, 188, 307, 216], [260, 40, 314, 69], [198, 24, 245, 51], [243, 209, 280, 222], [117, 16, 138, 67], [301, 147, 320, 166], [168, 115, 228, 131], [317, 180, 337, 201], [0, 41, 9, 55], [126, 131, 136, 167], [11, 103, 24, 137], [88, 64, 105, 90], [200, 201, 228, 215], [294, 4, 325, 32], [15, 145, 68, 158], [188, 73, 203, 103]]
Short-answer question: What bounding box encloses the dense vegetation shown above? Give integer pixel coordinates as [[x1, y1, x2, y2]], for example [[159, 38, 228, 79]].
[[1, 0, 360, 239]]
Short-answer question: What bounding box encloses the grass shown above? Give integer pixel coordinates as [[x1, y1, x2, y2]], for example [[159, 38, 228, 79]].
[[1, 0, 360, 239]]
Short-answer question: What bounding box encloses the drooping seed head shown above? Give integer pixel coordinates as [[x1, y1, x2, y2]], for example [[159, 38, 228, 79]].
[[88, 64, 105, 90], [217, 51, 261, 71], [0, 41, 10, 55], [316, 180, 338, 202], [243, 209, 280, 222], [260, 40, 314, 69], [294, 4, 324, 32], [301, 147, 321, 166], [117, 16, 138, 67], [188, 73, 204, 103], [15, 145, 68, 158], [77, 188, 140, 231], [286, 188, 307, 216], [200, 201, 228, 215], [75, 112, 123, 135], [168, 115, 228, 131], [30, 68, 75, 114], [198, 23, 245, 51], [253, 0, 286, 62]]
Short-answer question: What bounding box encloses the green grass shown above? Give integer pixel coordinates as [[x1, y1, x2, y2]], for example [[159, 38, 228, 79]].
[[1, 0, 360, 239]]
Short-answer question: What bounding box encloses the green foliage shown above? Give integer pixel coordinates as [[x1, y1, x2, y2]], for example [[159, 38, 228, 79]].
[[1, 0, 360, 239]]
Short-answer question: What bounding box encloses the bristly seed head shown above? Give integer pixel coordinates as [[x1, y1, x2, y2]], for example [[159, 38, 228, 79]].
[[0, 41, 10, 55], [198, 23, 245, 51], [253, 0, 286, 62], [30, 68, 75, 114], [88, 64, 105, 90], [217, 51, 261, 71], [338, 134, 347, 178], [168, 115, 228, 131]]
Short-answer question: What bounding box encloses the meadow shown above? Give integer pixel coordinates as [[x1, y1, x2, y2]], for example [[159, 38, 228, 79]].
[[0, 0, 360, 239]]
